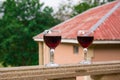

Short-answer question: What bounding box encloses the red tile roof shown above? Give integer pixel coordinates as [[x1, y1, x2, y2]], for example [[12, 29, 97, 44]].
[[33, 1, 120, 41]]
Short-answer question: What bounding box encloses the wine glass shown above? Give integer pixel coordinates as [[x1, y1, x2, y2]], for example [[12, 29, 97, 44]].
[[77, 30, 94, 64], [43, 30, 61, 67]]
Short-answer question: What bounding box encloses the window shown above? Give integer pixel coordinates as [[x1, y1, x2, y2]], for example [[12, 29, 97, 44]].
[[73, 45, 79, 54]]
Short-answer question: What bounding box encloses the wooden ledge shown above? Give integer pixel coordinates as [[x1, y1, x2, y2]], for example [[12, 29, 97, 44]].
[[0, 61, 120, 80]]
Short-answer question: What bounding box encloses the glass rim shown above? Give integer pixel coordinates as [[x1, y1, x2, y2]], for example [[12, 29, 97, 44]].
[[43, 30, 61, 36], [77, 30, 94, 36]]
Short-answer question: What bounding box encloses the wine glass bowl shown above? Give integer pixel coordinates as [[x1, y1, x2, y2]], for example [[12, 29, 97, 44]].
[[77, 30, 94, 64], [43, 30, 61, 67]]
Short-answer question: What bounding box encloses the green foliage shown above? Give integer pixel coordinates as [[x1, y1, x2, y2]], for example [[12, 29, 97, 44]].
[[108, 0, 115, 2], [0, 0, 60, 67], [72, 0, 115, 16], [53, 0, 116, 21], [72, 2, 99, 16], [53, 0, 100, 21]]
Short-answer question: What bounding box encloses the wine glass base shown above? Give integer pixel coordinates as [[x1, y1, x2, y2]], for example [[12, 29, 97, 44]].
[[45, 62, 59, 67], [80, 60, 91, 64]]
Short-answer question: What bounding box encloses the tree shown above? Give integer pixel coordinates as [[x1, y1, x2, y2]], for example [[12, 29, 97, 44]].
[[72, 0, 115, 16], [72, 2, 99, 16], [0, 0, 60, 67], [53, 0, 99, 21], [53, 0, 74, 21]]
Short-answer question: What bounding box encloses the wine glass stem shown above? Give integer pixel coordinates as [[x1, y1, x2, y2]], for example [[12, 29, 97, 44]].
[[50, 49, 54, 64], [83, 48, 88, 61]]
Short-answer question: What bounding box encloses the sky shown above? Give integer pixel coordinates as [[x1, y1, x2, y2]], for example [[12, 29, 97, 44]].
[[40, 0, 81, 11], [40, 0, 60, 8], [0, 0, 81, 12], [0, 0, 80, 8]]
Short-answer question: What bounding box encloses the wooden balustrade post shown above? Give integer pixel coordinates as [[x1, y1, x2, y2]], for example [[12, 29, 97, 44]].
[[91, 74, 120, 80]]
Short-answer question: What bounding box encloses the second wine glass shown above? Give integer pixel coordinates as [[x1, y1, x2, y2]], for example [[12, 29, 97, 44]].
[[43, 30, 61, 67], [77, 30, 94, 64]]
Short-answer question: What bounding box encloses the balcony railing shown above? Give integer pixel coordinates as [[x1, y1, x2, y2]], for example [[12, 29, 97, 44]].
[[0, 61, 120, 80]]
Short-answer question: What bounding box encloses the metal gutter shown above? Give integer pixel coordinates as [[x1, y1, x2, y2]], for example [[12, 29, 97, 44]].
[[34, 38, 120, 44]]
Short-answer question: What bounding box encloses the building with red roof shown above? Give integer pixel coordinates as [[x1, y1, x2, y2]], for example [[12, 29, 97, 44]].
[[33, 0, 120, 67], [33, 1, 120, 79]]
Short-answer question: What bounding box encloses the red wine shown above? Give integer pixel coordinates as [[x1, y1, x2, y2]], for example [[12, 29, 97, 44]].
[[77, 36, 93, 48], [44, 36, 61, 49]]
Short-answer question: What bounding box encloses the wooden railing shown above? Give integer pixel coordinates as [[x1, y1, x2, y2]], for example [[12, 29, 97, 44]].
[[0, 61, 120, 80]]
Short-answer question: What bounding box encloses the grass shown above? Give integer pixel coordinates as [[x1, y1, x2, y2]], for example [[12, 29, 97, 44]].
[[0, 62, 12, 68], [0, 62, 4, 67], [0, 63, 3, 67]]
